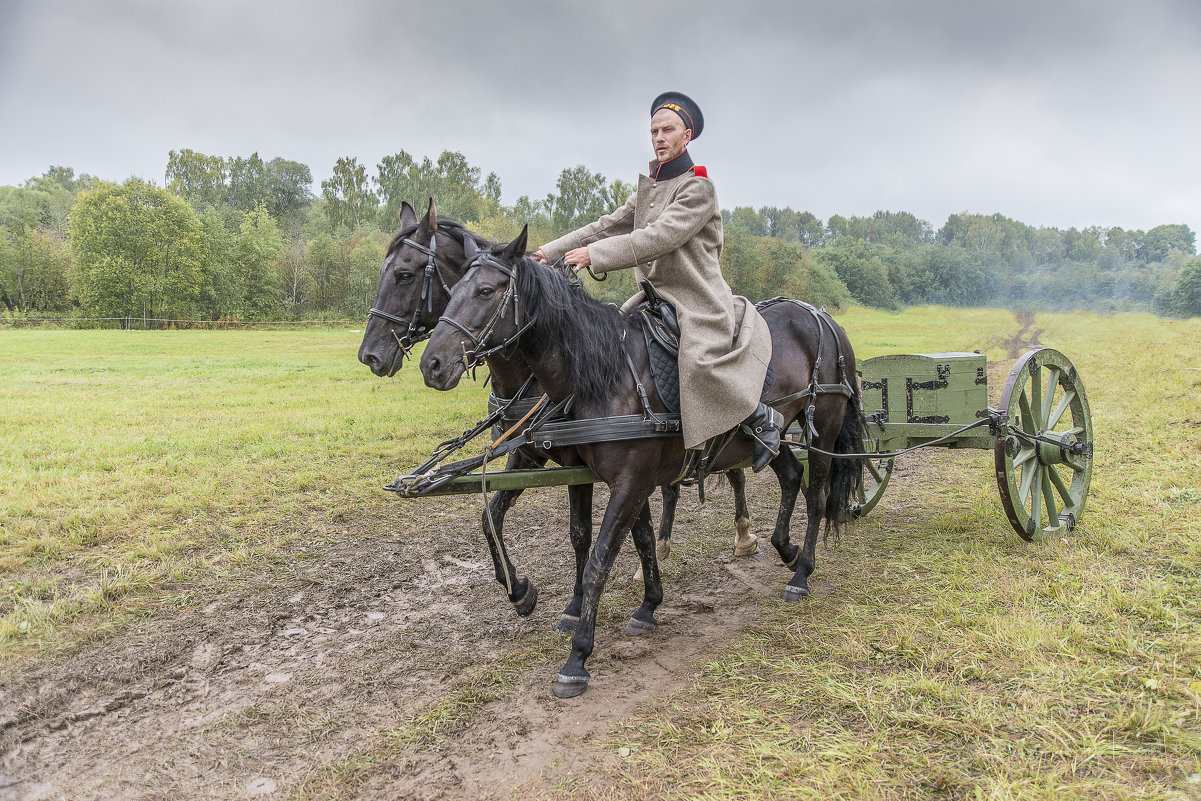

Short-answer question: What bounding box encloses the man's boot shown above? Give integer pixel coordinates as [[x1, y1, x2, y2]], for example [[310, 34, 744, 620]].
[[741, 402, 784, 472]]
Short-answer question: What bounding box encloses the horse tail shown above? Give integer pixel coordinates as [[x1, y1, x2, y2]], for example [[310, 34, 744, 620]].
[[824, 384, 866, 533]]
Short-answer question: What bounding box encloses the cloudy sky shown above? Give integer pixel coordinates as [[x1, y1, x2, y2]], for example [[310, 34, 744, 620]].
[[3, 0, 1199, 238]]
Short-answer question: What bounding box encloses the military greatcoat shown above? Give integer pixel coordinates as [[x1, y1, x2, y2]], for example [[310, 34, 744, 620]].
[[539, 164, 773, 449]]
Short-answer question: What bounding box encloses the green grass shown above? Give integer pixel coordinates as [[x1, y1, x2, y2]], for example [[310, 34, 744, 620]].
[[575, 308, 1201, 801], [0, 327, 490, 660], [3, 308, 1200, 798]]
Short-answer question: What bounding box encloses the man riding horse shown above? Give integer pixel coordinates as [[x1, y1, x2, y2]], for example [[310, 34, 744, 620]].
[[533, 91, 783, 471]]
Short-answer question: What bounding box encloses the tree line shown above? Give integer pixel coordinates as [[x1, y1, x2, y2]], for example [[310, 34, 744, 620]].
[[2, 152, 1199, 322]]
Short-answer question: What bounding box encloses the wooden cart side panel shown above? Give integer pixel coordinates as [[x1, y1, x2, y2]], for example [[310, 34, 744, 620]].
[[860, 352, 989, 428]]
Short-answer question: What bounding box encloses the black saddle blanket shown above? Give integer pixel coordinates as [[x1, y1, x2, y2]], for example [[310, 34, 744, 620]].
[[638, 301, 774, 414]]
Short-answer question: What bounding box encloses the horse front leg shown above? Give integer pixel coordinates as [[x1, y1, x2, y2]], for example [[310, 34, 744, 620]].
[[553, 483, 649, 699], [555, 481, 594, 633], [626, 501, 662, 635], [783, 454, 830, 602], [767, 446, 805, 570], [727, 469, 756, 556], [481, 450, 544, 616]]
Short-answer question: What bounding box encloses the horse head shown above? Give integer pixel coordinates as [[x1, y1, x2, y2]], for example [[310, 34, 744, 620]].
[[420, 226, 530, 391], [357, 198, 481, 376]]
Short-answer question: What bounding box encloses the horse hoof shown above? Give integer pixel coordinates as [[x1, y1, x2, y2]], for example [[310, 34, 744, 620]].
[[511, 583, 539, 617], [624, 617, 657, 636], [552, 673, 589, 699], [734, 539, 758, 557], [553, 614, 579, 634], [782, 585, 810, 603]]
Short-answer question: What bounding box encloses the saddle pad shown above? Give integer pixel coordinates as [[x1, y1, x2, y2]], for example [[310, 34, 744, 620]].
[[647, 338, 776, 415]]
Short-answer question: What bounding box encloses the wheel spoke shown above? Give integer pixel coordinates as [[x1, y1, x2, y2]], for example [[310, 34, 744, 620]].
[[1048, 390, 1075, 429], [1042, 367, 1060, 423], [1012, 447, 1036, 467], [1018, 390, 1035, 433], [1065, 456, 1087, 473], [1042, 470, 1059, 526], [1019, 462, 1036, 504], [1048, 465, 1072, 507], [1031, 468, 1044, 530]]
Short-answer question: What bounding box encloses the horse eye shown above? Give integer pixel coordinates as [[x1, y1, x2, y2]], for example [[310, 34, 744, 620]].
[[394, 271, 415, 283], [479, 286, 495, 298]]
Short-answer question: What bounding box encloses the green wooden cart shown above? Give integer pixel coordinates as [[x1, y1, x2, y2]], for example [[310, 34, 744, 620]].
[[390, 347, 1094, 543], [852, 347, 1093, 541]]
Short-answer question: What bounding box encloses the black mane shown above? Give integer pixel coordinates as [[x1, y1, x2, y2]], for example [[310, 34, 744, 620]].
[[511, 254, 628, 404], [385, 217, 491, 258]]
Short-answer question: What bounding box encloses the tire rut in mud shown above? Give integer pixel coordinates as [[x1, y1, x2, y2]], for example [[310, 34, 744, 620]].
[[1, 480, 803, 800]]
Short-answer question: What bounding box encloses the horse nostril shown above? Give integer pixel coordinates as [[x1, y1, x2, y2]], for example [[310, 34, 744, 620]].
[[365, 353, 378, 365], [427, 355, 441, 372]]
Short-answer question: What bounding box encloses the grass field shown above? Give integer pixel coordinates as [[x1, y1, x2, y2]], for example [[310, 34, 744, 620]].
[[2, 307, 1199, 798], [0, 327, 491, 656]]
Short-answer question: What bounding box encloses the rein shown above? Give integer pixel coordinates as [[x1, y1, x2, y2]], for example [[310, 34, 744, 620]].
[[367, 233, 454, 362]]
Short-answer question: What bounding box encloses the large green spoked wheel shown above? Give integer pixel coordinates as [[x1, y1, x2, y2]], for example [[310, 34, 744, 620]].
[[851, 419, 894, 518], [995, 348, 1094, 542]]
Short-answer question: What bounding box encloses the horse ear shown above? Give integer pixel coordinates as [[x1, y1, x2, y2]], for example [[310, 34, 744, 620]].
[[420, 197, 438, 233], [503, 225, 529, 260], [463, 236, 479, 262], [399, 201, 417, 229]]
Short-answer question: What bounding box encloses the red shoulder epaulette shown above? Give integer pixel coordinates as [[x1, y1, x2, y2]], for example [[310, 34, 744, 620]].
[[692, 165, 708, 178]]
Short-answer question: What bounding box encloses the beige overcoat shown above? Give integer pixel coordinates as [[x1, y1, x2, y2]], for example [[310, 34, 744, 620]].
[[539, 164, 772, 448]]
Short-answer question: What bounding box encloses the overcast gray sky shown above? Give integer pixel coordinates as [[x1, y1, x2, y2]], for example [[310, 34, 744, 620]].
[[3, 0, 1199, 238]]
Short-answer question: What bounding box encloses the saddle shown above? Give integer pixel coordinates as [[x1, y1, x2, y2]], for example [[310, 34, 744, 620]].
[[635, 280, 774, 415], [634, 281, 775, 491]]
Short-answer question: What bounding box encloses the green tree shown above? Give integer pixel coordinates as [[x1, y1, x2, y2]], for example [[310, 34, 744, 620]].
[[346, 232, 386, 317], [227, 153, 270, 212], [811, 239, 897, 309], [195, 207, 237, 318], [322, 157, 377, 231], [264, 158, 313, 222], [547, 165, 610, 236], [728, 206, 765, 237], [166, 149, 228, 208], [1168, 257, 1201, 317], [0, 225, 72, 312], [69, 179, 208, 319], [234, 206, 284, 318], [278, 231, 312, 314], [1143, 224, 1196, 262], [375, 150, 495, 230], [720, 215, 763, 298], [751, 237, 848, 306], [793, 211, 825, 247]]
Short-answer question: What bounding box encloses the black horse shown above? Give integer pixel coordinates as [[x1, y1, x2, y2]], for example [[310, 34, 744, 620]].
[[420, 228, 865, 698], [357, 200, 753, 627]]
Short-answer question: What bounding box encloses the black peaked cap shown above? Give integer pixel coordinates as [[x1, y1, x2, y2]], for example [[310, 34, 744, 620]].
[[651, 91, 704, 140]]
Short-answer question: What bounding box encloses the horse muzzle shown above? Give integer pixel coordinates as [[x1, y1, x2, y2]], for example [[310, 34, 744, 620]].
[[419, 348, 465, 390]]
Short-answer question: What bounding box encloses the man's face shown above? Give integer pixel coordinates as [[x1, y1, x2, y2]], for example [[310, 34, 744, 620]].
[[650, 109, 691, 163]]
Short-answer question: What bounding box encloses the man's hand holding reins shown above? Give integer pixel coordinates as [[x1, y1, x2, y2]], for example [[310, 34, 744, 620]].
[[563, 247, 591, 273]]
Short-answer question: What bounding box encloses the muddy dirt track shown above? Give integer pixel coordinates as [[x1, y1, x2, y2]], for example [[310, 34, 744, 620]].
[[1, 471, 867, 801], [2, 353, 1025, 800]]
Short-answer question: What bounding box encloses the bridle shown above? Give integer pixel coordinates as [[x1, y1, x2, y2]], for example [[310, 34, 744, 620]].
[[436, 252, 536, 373], [367, 232, 454, 361]]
